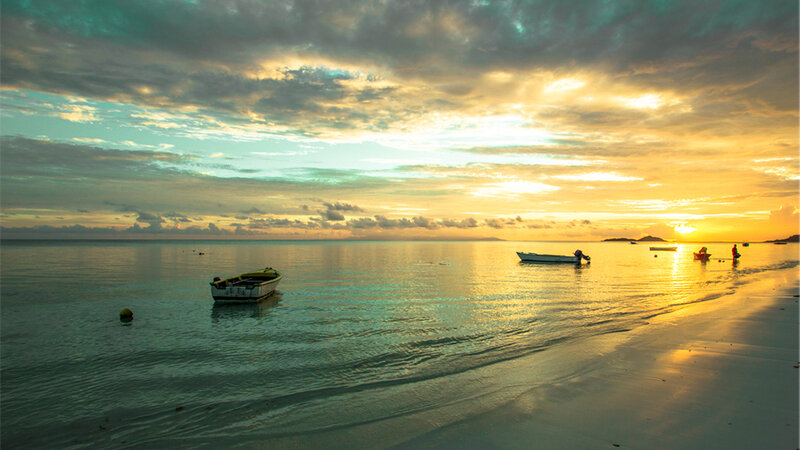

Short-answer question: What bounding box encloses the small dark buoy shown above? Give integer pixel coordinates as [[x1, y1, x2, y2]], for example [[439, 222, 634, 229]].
[[120, 308, 133, 323], [654, 254, 658, 258]]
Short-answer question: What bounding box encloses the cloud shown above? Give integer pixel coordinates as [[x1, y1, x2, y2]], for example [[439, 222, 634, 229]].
[[552, 172, 643, 182], [0, 213, 615, 240], [318, 200, 364, 221], [321, 209, 346, 221], [246, 217, 318, 229], [323, 201, 364, 212], [135, 211, 164, 227], [484, 219, 506, 229], [0, 135, 193, 180], [1, 2, 797, 242], [56, 104, 99, 122], [440, 217, 478, 228], [242, 207, 266, 215], [164, 211, 191, 222], [769, 204, 799, 227], [0, 222, 231, 238], [484, 217, 535, 229], [1, 0, 795, 140]]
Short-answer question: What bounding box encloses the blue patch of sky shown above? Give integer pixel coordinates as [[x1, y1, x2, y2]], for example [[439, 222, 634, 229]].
[[1, 89, 592, 181]]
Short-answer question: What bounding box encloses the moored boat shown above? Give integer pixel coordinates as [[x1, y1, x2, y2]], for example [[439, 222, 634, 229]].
[[517, 250, 591, 264], [693, 247, 710, 261], [649, 246, 677, 251], [210, 267, 282, 303]]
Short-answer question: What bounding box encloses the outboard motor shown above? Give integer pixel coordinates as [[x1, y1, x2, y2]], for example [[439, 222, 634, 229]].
[[574, 249, 591, 262]]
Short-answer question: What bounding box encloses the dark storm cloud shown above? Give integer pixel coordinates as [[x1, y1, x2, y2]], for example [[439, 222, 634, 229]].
[[28, 0, 780, 77], [255, 67, 355, 113], [1, 0, 795, 135]]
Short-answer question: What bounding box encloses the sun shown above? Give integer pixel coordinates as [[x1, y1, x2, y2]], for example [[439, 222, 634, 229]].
[[674, 224, 697, 234]]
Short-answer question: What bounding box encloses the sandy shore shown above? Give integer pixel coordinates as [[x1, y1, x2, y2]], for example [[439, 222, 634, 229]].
[[397, 267, 799, 449]]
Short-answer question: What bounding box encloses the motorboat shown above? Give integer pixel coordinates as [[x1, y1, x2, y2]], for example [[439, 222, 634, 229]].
[[517, 250, 591, 264], [210, 267, 282, 303], [649, 246, 677, 251]]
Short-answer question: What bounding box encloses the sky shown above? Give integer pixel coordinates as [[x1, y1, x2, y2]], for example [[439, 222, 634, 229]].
[[0, 0, 797, 241]]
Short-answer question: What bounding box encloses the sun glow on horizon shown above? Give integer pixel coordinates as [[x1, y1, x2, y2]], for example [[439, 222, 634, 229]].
[[674, 224, 697, 234]]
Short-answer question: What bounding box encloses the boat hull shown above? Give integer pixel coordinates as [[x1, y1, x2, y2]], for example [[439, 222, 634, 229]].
[[693, 252, 711, 260], [210, 268, 282, 303], [517, 252, 582, 263], [210, 279, 280, 303], [649, 247, 677, 251]]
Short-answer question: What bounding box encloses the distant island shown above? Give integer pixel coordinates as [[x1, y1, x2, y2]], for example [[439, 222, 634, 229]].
[[603, 235, 666, 242], [764, 234, 799, 243]]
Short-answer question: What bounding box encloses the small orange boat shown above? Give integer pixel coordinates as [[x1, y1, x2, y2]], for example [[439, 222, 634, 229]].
[[693, 247, 711, 261]]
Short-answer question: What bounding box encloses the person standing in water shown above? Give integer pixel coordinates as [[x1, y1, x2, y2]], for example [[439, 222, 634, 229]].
[[732, 244, 741, 259]]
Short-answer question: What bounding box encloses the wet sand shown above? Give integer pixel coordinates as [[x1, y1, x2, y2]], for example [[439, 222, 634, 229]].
[[397, 267, 799, 449]]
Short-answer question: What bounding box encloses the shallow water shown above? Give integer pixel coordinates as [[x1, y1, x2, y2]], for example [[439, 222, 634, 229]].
[[1, 240, 796, 447]]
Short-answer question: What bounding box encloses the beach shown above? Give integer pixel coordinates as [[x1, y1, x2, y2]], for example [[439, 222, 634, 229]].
[[397, 266, 799, 449]]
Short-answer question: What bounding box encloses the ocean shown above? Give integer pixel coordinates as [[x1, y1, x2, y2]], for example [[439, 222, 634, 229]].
[[1, 240, 797, 448]]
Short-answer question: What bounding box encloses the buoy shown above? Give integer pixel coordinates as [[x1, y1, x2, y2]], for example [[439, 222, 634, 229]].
[[120, 308, 133, 322], [654, 254, 658, 258]]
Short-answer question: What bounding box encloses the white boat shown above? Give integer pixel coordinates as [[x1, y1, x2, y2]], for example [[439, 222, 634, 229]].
[[210, 267, 282, 303], [517, 250, 590, 264]]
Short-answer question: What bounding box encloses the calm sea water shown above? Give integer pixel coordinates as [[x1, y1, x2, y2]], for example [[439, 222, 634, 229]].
[[1, 240, 797, 448]]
